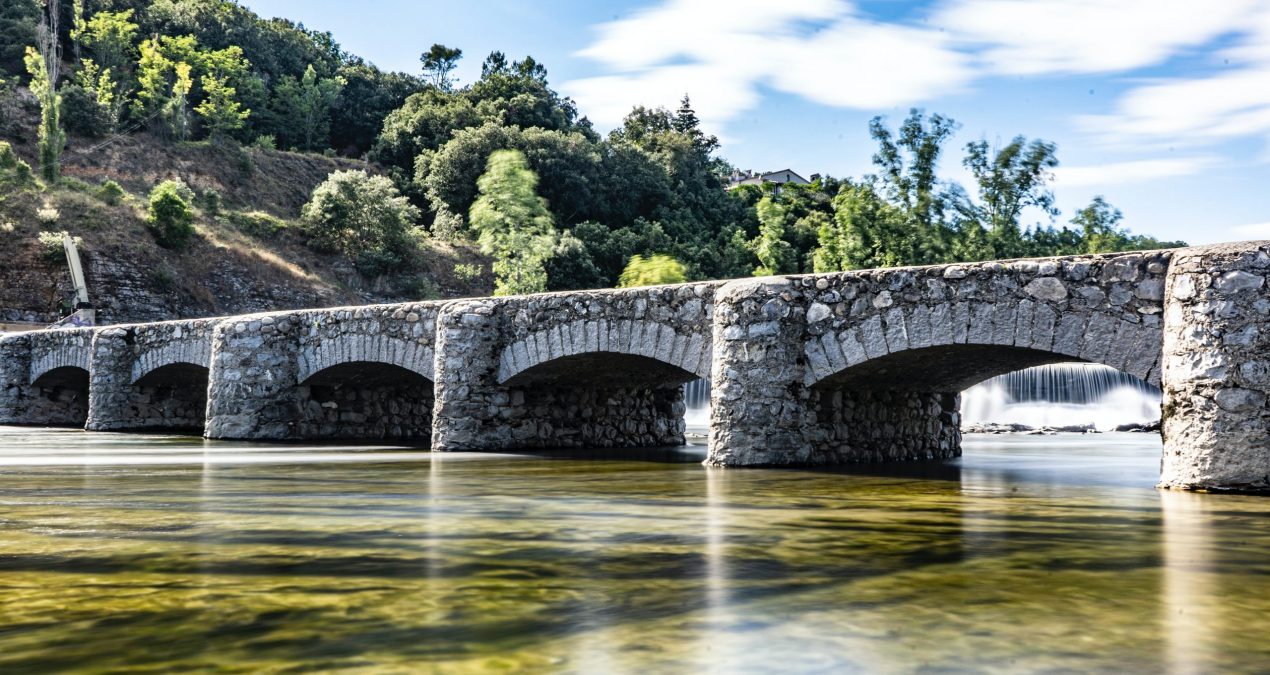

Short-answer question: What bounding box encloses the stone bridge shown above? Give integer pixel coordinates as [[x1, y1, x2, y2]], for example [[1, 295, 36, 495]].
[[0, 242, 1267, 492]]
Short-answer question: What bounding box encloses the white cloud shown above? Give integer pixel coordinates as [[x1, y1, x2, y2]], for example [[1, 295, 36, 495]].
[[562, 0, 967, 130], [934, 0, 1260, 75], [1230, 221, 1270, 239], [1053, 157, 1218, 187]]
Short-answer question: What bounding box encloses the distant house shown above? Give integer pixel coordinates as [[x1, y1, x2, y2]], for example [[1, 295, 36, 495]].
[[725, 169, 817, 192]]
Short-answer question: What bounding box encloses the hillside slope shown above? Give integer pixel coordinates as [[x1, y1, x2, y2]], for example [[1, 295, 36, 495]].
[[0, 89, 491, 326]]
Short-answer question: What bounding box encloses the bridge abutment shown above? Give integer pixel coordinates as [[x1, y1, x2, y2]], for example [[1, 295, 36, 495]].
[[1160, 243, 1270, 491]]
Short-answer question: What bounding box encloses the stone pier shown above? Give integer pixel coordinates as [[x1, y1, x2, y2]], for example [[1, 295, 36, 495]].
[[0, 243, 1267, 491]]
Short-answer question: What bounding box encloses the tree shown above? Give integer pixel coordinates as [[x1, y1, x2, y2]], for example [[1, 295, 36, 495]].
[[300, 169, 421, 276], [962, 136, 1059, 258], [814, 180, 910, 271], [167, 62, 193, 140], [751, 195, 794, 276], [195, 71, 249, 139], [420, 43, 462, 90], [77, 9, 138, 76], [26, 0, 62, 183], [1071, 196, 1126, 253], [618, 254, 687, 287], [0, 0, 37, 77], [869, 109, 958, 233], [271, 64, 343, 150], [673, 94, 718, 154], [469, 149, 557, 296]]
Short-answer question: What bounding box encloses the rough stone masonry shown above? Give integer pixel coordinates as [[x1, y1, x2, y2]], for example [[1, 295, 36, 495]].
[[0, 243, 1267, 492]]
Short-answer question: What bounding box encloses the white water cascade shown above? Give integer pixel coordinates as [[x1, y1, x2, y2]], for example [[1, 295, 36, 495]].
[[960, 363, 1161, 431], [681, 362, 1161, 433]]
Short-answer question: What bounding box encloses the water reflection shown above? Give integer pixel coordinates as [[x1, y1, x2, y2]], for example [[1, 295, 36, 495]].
[[0, 427, 1267, 672]]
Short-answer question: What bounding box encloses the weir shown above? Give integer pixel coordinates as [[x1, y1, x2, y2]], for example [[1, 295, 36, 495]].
[[0, 243, 1267, 491]]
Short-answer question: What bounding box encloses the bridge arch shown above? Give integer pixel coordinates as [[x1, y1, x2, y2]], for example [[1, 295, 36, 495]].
[[293, 334, 436, 440], [297, 334, 434, 384], [497, 318, 710, 385], [803, 299, 1162, 391]]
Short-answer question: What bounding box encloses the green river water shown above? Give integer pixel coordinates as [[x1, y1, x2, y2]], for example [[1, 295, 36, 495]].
[[0, 426, 1267, 673]]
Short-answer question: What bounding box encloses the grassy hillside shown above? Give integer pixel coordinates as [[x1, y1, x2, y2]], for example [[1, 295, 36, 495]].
[[0, 88, 492, 325]]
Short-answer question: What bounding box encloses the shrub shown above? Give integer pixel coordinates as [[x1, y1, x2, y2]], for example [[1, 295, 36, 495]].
[[60, 83, 111, 138], [453, 262, 482, 283], [410, 275, 441, 300], [150, 266, 175, 292], [95, 179, 125, 205], [36, 230, 78, 266], [300, 169, 420, 275], [617, 254, 687, 288], [227, 210, 286, 238], [251, 134, 276, 151], [147, 179, 195, 249], [197, 188, 222, 216], [0, 141, 32, 184], [35, 202, 59, 225]]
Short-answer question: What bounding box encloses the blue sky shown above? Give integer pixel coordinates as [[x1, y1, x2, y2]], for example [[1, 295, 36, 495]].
[[241, 0, 1270, 245]]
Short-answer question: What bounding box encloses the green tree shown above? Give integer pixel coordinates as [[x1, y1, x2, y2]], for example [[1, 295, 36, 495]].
[[751, 195, 794, 276], [147, 179, 195, 249], [1071, 196, 1126, 253], [869, 109, 958, 235], [469, 149, 557, 296], [814, 180, 909, 271], [962, 136, 1059, 258], [77, 9, 138, 77], [25, 46, 63, 183], [195, 71, 249, 138], [420, 43, 462, 91], [617, 254, 687, 287], [0, 0, 37, 77], [270, 64, 343, 150], [300, 169, 421, 276], [166, 61, 193, 140]]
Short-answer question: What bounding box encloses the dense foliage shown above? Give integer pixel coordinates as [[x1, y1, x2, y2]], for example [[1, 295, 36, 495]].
[[4, 0, 1183, 292], [299, 169, 420, 277], [146, 178, 194, 249]]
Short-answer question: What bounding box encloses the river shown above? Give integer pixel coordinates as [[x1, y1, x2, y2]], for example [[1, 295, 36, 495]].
[[0, 426, 1267, 673]]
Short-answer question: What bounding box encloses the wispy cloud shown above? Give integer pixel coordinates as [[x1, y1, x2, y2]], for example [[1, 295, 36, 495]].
[[562, 0, 967, 130], [1053, 157, 1218, 187], [564, 0, 1270, 189], [934, 0, 1259, 75]]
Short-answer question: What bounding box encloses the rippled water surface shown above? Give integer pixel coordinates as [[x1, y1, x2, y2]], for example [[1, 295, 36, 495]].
[[0, 426, 1268, 673]]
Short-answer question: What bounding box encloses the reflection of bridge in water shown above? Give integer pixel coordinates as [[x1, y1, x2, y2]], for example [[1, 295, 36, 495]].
[[1, 243, 1267, 491]]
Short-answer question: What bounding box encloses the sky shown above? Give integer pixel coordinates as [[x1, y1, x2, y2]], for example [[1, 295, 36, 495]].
[[239, 0, 1270, 245]]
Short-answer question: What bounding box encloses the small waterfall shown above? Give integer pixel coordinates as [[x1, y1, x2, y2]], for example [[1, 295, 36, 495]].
[[961, 363, 1160, 431], [683, 379, 711, 429]]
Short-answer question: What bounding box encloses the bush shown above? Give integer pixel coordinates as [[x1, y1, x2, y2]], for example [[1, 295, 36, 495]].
[[95, 179, 125, 205], [35, 202, 59, 225], [251, 134, 276, 151], [453, 262, 482, 283], [197, 188, 222, 215], [0, 141, 32, 184], [226, 210, 286, 238], [147, 180, 195, 249], [60, 83, 111, 138], [409, 275, 441, 300], [617, 254, 687, 288], [36, 230, 79, 266], [300, 169, 420, 275]]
